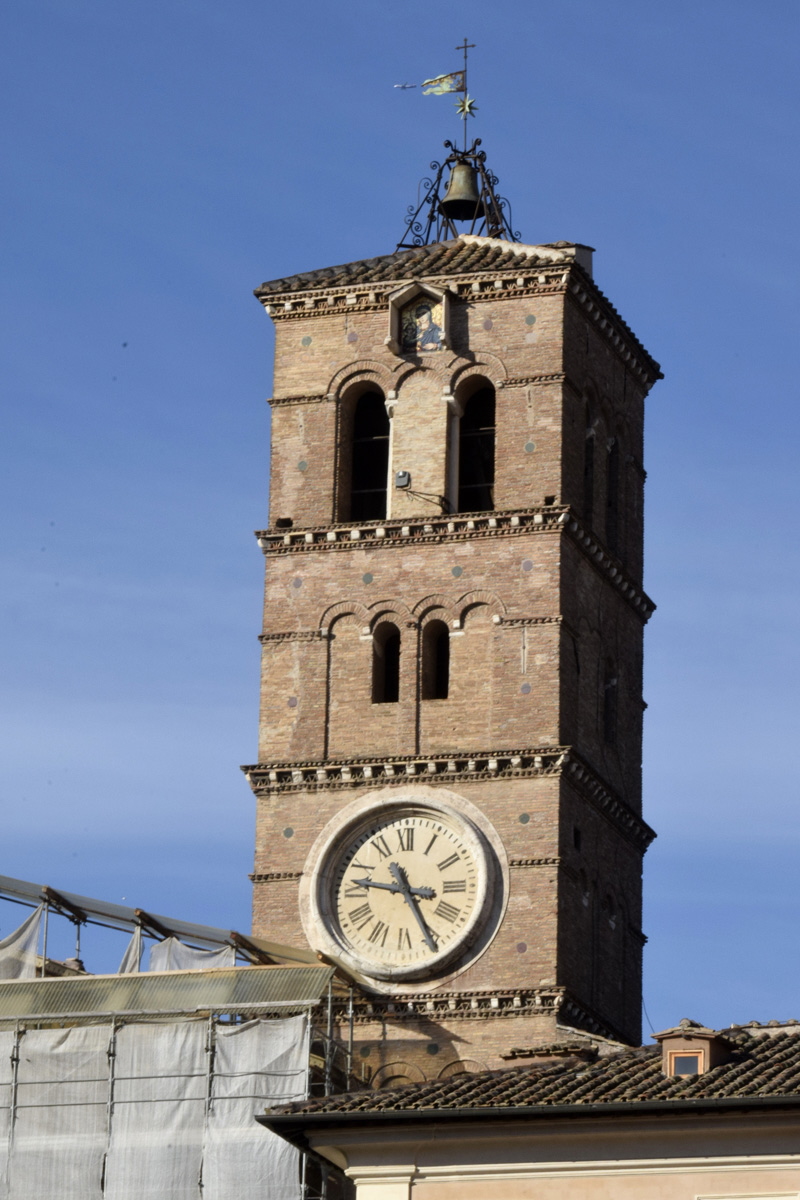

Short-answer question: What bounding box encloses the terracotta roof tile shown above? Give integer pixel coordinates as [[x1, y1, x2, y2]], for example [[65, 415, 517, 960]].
[[272, 1027, 800, 1117], [253, 237, 580, 298]]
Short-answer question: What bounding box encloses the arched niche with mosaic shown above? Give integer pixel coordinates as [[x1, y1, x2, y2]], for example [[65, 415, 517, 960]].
[[385, 282, 451, 357]]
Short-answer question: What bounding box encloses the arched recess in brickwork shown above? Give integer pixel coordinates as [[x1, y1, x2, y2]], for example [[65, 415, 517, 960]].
[[420, 597, 499, 753], [318, 600, 370, 636], [449, 354, 509, 397], [326, 360, 394, 401], [325, 610, 371, 756], [412, 593, 457, 624], [582, 386, 601, 531], [453, 589, 506, 626], [371, 1061, 425, 1089], [365, 598, 414, 631], [594, 885, 626, 1032], [437, 1058, 487, 1079], [605, 409, 630, 561]]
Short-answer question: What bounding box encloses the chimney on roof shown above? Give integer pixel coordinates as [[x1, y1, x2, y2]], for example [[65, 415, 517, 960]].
[[652, 1018, 733, 1077]]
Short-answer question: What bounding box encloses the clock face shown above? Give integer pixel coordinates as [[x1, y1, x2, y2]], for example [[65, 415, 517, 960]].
[[318, 802, 491, 981]]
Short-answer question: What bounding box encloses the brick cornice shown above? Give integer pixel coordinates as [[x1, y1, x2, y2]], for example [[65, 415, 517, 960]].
[[268, 394, 327, 407], [255, 506, 654, 622], [249, 871, 303, 883], [256, 505, 565, 554], [503, 373, 569, 388], [243, 746, 568, 794], [566, 279, 662, 391], [565, 752, 655, 852], [333, 986, 626, 1042], [242, 746, 654, 853], [509, 857, 560, 868], [260, 269, 571, 321], [341, 985, 565, 1024], [258, 630, 326, 644]]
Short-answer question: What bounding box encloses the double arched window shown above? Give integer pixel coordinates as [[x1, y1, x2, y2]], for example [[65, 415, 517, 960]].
[[458, 386, 495, 512], [350, 391, 389, 521], [371, 620, 451, 704]]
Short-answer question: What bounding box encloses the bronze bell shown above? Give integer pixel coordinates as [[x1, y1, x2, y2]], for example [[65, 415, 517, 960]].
[[439, 161, 483, 222]]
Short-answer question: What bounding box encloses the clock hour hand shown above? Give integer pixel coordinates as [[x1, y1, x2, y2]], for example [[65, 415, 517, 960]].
[[388, 862, 438, 952], [352, 876, 435, 900]]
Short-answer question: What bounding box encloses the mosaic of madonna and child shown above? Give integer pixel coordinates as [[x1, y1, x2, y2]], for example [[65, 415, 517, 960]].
[[401, 298, 443, 353]]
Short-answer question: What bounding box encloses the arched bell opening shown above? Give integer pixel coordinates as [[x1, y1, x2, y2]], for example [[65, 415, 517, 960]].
[[372, 622, 401, 704], [348, 390, 390, 522], [457, 383, 495, 513], [421, 619, 450, 700]]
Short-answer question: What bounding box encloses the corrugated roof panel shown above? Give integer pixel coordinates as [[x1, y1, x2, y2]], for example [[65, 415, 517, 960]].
[[0, 965, 336, 1021]]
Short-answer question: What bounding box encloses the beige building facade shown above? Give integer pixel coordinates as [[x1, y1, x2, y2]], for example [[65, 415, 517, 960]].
[[262, 1021, 800, 1200]]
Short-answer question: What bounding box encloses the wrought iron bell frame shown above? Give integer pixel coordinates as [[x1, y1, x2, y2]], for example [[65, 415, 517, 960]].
[[397, 139, 520, 249]]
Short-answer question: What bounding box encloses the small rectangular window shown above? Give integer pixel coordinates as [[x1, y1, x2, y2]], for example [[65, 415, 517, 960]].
[[671, 1053, 700, 1075]]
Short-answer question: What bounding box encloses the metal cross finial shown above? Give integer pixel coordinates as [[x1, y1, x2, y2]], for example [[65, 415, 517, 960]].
[[456, 38, 476, 148]]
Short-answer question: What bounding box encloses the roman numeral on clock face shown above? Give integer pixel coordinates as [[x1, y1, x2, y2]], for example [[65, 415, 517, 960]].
[[371, 835, 391, 859], [397, 928, 412, 950], [434, 900, 461, 923], [437, 852, 460, 872], [348, 903, 373, 930], [396, 827, 414, 852], [344, 882, 368, 898], [368, 920, 389, 946], [442, 879, 466, 893]]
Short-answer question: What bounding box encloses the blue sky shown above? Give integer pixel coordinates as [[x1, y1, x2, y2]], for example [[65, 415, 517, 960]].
[[1, 0, 799, 1033]]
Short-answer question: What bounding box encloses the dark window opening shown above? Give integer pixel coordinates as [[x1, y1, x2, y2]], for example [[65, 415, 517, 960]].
[[606, 437, 620, 553], [544, 494, 556, 506], [422, 620, 450, 699], [603, 664, 618, 745], [350, 392, 389, 521], [373, 623, 400, 703], [583, 429, 595, 528], [672, 1054, 700, 1076], [458, 387, 495, 512], [573, 826, 582, 851]]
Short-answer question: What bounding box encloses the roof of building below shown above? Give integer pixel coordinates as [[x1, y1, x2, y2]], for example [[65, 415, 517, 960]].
[[268, 1023, 800, 1118], [254, 236, 589, 298]]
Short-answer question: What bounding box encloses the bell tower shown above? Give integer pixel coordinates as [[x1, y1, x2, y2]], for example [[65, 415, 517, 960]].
[[245, 148, 661, 1081]]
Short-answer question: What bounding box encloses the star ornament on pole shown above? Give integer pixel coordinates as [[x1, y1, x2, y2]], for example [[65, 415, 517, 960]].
[[455, 95, 478, 119]]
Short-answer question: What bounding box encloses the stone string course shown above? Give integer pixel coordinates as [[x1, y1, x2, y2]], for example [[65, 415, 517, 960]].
[[256, 506, 655, 621], [243, 747, 654, 853]]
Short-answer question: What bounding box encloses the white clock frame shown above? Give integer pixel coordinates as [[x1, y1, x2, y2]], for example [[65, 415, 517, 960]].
[[299, 786, 509, 987]]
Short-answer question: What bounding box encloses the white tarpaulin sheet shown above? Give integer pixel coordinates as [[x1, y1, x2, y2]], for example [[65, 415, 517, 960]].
[[148, 938, 235, 973], [0, 1015, 308, 1200], [0, 906, 42, 980], [117, 926, 142, 974], [4, 1024, 108, 1200], [204, 1018, 308, 1199]]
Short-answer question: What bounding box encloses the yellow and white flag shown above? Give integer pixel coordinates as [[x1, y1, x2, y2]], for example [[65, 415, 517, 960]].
[[421, 71, 465, 96]]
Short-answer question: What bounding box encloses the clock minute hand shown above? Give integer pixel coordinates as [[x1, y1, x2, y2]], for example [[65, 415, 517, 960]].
[[388, 862, 438, 952], [352, 876, 435, 899]]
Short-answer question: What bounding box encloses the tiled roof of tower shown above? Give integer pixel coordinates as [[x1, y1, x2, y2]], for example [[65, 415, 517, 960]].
[[254, 237, 587, 297], [268, 1025, 800, 1117]]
